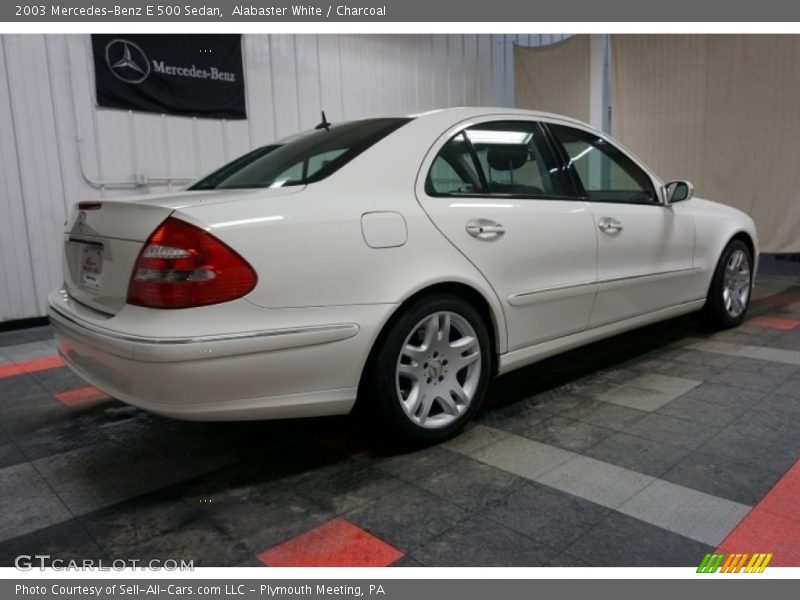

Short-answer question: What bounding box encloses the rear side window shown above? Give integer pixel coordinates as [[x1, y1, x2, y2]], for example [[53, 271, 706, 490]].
[[549, 124, 657, 204], [426, 121, 568, 197], [426, 132, 484, 195], [191, 118, 412, 190]]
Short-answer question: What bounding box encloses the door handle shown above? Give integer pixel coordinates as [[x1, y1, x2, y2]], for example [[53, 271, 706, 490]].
[[598, 217, 624, 233], [466, 219, 506, 239]]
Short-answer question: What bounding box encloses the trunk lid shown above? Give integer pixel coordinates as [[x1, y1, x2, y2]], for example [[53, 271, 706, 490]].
[[62, 187, 303, 315]]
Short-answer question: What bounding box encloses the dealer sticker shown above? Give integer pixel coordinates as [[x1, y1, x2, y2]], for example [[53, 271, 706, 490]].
[[80, 244, 103, 291]]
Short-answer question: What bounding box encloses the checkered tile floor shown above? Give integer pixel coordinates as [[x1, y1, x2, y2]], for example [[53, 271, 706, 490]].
[[1, 256, 799, 567]]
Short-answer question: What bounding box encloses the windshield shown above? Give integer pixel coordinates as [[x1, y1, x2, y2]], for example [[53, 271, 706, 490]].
[[190, 118, 412, 190]]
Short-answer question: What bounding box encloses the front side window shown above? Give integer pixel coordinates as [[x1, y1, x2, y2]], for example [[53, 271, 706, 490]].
[[549, 124, 657, 204], [426, 121, 568, 197], [191, 118, 411, 190]]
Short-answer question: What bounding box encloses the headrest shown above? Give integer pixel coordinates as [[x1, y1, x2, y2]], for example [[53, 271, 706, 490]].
[[486, 145, 529, 171]]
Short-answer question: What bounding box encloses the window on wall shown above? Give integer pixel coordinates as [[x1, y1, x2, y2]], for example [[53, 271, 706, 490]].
[[426, 121, 568, 197], [549, 124, 657, 204]]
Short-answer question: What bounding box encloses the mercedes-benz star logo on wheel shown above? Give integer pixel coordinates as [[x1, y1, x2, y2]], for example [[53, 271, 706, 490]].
[[105, 39, 150, 84]]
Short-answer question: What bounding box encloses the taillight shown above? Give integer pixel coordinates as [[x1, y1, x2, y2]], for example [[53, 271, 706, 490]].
[[127, 217, 257, 309]]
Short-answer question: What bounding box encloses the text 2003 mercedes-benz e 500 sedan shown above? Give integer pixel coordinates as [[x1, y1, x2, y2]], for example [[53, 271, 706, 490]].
[[49, 108, 758, 443]]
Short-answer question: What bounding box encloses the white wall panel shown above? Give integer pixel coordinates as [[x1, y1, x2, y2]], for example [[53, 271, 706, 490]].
[[0, 33, 569, 322]]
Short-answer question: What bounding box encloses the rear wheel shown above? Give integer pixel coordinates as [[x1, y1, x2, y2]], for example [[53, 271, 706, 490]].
[[362, 294, 491, 445], [703, 239, 753, 329]]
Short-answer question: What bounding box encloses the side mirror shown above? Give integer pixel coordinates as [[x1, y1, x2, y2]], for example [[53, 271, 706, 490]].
[[665, 180, 694, 204]]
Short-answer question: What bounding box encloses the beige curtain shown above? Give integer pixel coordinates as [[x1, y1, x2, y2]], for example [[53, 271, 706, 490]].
[[515, 36, 591, 122], [612, 35, 800, 253]]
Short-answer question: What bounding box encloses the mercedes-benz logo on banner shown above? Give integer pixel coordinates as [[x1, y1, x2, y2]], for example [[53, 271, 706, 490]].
[[105, 39, 151, 84]]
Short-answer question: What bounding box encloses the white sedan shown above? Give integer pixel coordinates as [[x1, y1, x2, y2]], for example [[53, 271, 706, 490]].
[[49, 108, 758, 443]]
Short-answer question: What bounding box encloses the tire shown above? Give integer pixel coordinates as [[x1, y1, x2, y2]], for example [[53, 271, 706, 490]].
[[361, 294, 492, 445], [702, 239, 753, 329]]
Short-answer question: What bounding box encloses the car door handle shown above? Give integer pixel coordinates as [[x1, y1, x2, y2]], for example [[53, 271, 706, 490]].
[[598, 218, 624, 233], [466, 219, 505, 239]]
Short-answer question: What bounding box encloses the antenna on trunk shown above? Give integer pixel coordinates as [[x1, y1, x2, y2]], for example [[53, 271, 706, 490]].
[[315, 110, 332, 131]]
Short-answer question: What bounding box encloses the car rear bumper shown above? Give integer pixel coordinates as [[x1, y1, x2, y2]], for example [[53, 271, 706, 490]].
[[48, 289, 395, 420]]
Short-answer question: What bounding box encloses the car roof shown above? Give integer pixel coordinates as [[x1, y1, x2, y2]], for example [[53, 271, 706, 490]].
[[405, 106, 593, 130]]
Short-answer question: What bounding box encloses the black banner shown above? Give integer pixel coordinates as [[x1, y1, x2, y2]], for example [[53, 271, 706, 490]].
[[91, 34, 246, 119]]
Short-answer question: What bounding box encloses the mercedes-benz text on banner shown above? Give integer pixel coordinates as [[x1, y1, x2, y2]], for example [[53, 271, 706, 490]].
[[91, 34, 246, 119]]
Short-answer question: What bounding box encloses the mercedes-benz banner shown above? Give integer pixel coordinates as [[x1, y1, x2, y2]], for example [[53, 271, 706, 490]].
[[91, 34, 246, 119]]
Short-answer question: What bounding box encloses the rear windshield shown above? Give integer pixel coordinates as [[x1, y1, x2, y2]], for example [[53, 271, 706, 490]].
[[190, 118, 412, 190]]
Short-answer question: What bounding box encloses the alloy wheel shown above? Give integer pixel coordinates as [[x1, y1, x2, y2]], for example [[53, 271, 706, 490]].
[[395, 311, 482, 429], [722, 248, 751, 318]]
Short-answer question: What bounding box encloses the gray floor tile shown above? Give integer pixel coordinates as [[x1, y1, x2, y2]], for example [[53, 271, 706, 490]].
[[650, 361, 723, 382], [0, 519, 105, 566], [0, 463, 72, 543], [513, 415, 614, 452], [345, 485, 469, 553], [627, 373, 703, 395], [480, 482, 609, 550], [618, 480, 750, 546], [729, 357, 799, 378], [413, 515, 558, 566], [546, 552, 589, 567], [756, 392, 800, 416], [596, 384, 680, 412], [289, 460, 405, 514], [0, 375, 52, 406], [565, 512, 713, 567], [678, 382, 768, 410], [374, 446, 461, 484], [661, 450, 786, 506], [391, 555, 423, 567], [0, 441, 27, 470], [201, 487, 333, 554], [655, 394, 747, 428], [78, 488, 203, 551], [0, 326, 54, 348], [740, 346, 800, 366], [33, 438, 237, 516], [533, 393, 599, 416], [442, 424, 515, 455], [475, 401, 551, 432], [415, 454, 525, 512], [29, 368, 87, 394], [698, 426, 799, 474], [724, 407, 800, 447], [0, 341, 58, 362], [773, 379, 800, 397], [583, 432, 691, 478], [536, 455, 654, 509], [560, 399, 649, 431], [625, 413, 721, 451], [671, 349, 740, 368], [106, 516, 253, 567], [706, 367, 786, 393], [467, 433, 576, 481]]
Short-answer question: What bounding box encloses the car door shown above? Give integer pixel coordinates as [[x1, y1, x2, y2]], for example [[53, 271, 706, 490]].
[[547, 123, 696, 327], [415, 119, 598, 352]]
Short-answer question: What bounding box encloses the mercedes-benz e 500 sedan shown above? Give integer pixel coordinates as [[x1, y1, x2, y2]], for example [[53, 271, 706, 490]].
[[49, 108, 758, 443]]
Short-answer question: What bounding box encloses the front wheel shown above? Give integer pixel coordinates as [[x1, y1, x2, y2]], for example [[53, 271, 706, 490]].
[[702, 239, 753, 329], [362, 294, 492, 445]]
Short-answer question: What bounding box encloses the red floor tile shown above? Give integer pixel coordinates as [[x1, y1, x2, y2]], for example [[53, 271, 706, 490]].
[[256, 518, 403, 567], [54, 386, 110, 407], [717, 461, 800, 567], [749, 316, 800, 331], [0, 355, 63, 379]]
